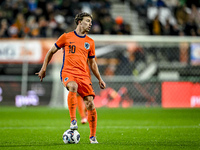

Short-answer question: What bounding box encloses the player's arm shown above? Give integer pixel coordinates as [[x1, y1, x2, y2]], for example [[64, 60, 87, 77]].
[[88, 58, 106, 89], [35, 44, 59, 82]]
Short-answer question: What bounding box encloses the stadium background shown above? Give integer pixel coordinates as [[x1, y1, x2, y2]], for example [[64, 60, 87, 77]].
[[0, 0, 200, 108]]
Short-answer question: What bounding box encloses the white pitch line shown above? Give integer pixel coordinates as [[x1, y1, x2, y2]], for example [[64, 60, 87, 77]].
[[0, 125, 199, 130], [100, 125, 200, 129]]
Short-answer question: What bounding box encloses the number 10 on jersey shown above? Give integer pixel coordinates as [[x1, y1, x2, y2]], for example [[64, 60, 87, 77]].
[[69, 45, 76, 53]]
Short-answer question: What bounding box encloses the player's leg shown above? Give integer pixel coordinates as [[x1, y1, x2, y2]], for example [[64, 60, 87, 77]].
[[77, 95, 87, 124], [77, 77, 97, 143], [83, 96, 98, 144], [67, 81, 78, 130]]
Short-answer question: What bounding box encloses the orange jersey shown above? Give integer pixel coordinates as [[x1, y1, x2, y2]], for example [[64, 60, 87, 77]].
[[55, 31, 95, 79]]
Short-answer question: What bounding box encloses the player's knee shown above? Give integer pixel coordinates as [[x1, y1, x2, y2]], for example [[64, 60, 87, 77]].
[[84, 96, 95, 110], [67, 82, 78, 92], [87, 101, 94, 110]]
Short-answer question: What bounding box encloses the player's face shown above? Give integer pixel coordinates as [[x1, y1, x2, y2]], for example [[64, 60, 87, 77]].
[[81, 16, 92, 32]]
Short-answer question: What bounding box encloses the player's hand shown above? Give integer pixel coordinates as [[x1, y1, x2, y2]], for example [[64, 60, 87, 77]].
[[35, 69, 46, 82], [99, 80, 106, 89]]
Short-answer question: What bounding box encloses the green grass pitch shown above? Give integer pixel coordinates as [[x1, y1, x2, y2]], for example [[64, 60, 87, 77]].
[[0, 106, 200, 150]]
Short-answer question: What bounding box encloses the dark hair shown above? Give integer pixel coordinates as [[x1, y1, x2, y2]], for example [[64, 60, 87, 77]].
[[74, 12, 92, 25]]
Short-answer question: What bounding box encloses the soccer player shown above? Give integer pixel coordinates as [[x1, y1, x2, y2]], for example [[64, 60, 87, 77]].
[[35, 12, 106, 144]]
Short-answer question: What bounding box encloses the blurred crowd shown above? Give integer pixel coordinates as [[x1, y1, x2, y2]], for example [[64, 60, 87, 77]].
[[1, 0, 199, 38], [0, 0, 131, 38], [130, 0, 200, 36]]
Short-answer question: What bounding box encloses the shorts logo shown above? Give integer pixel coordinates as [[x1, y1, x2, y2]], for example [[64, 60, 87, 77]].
[[84, 42, 90, 50], [64, 77, 69, 82]]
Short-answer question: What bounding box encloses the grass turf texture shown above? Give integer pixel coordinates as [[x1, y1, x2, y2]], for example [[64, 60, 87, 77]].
[[0, 107, 199, 150]]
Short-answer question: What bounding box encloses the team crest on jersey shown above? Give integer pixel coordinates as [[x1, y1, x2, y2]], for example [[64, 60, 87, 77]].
[[84, 42, 90, 50], [64, 77, 68, 82]]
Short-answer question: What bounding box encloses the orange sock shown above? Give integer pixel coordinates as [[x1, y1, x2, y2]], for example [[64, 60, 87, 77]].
[[77, 95, 86, 119], [68, 91, 77, 121], [88, 108, 97, 137]]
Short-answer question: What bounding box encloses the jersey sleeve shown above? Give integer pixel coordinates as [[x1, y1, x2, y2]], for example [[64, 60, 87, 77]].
[[55, 33, 66, 49], [88, 41, 95, 58]]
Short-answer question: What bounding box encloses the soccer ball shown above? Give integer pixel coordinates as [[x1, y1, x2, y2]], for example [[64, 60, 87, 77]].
[[63, 129, 80, 144]]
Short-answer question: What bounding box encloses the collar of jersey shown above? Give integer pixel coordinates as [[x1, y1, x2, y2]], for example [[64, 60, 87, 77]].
[[74, 30, 86, 38]]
